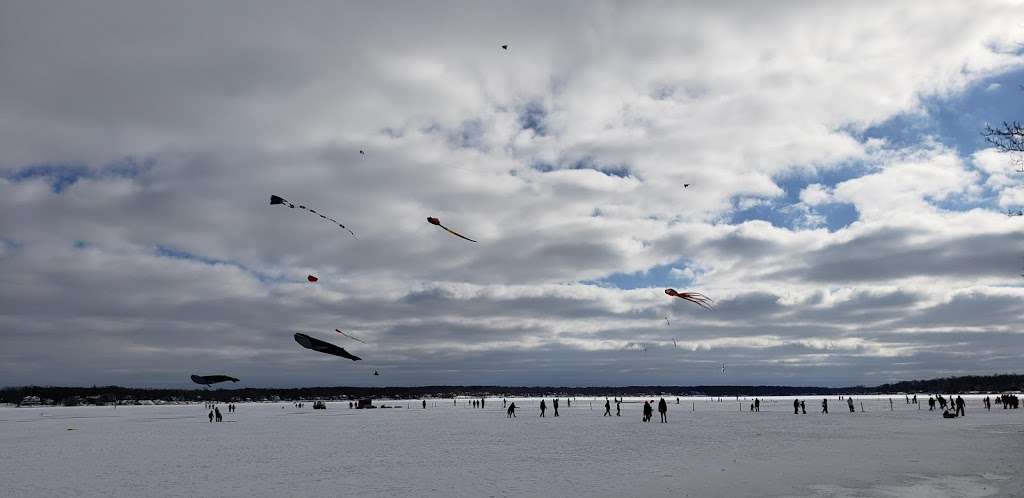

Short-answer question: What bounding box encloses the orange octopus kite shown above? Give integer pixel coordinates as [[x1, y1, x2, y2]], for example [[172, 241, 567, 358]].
[[664, 288, 713, 310]]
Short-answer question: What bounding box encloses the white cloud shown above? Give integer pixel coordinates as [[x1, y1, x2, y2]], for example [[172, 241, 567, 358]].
[[799, 184, 833, 206]]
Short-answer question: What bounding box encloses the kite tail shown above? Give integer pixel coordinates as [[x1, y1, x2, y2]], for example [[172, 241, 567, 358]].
[[680, 293, 714, 310], [441, 225, 478, 243]]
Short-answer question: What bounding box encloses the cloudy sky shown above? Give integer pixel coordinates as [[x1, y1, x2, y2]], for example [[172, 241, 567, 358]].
[[2, 1, 1024, 388]]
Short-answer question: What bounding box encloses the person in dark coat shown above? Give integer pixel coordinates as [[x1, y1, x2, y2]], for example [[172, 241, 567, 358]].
[[552, 398, 559, 417], [539, 399, 546, 417], [507, 402, 516, 418], [793, 399, 800, 414], [658, 398, 668, 423], [603, 399, 612, 417], [821, 399, 828, 414], [955, 395, 965, 417]]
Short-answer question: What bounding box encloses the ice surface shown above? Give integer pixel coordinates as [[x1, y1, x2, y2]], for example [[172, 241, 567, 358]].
[[1, 395, 1021, 497]]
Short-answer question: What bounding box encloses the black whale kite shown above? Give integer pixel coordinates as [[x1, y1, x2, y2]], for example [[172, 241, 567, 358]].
[[294, 333, 362, 361], [191, 374, 240, 386]]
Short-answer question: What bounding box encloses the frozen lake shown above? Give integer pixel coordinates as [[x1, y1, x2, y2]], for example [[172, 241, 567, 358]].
[[2, 395, 1021, 497]]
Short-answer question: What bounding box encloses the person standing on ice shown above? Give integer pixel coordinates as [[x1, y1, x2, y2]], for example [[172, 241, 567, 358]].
[[616, 399, 621, 416], [800, 400, 806, 414], [754, 398, 760, 412], [793, 399, 800, 414], [422, 400, 426, 409], [658, 398, 668, 423], [507, 402, 516, 418], [847, 397, 855, 413], [214, 406, 222, 422], [821, 399, 828, 414], [539, 399, 547, 417], [208, 410, 214, 423], [955, 396, 965, 417], [604, 399, 612, 417], [552, 398, 559, 417]]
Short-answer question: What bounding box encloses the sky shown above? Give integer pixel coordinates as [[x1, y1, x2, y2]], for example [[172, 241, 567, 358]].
[[2, 1, 1024, 388]]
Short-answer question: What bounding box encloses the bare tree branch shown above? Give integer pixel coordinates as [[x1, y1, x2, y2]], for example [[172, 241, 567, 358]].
[[982, 121, 1024, 153]]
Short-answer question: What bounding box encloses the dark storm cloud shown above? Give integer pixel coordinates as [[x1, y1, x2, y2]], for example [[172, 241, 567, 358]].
[[770, 229, 1024, 283]]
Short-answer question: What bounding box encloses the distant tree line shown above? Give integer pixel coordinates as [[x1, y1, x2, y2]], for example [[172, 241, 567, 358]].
[[871, 374, 1024, 395], [3, 374, 1021, 406]]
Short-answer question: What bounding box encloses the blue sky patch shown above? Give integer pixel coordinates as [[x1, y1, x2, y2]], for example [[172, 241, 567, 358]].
[[518, 100, 547, 136], [730, 169, 864, 232], [859, 67, 1024, 156], [586, 259, 699, 289], [728, 69, 1024, 232], [531, 156, 633, 179], [154, 245, 284, 284], [3, 157, 154, 193]]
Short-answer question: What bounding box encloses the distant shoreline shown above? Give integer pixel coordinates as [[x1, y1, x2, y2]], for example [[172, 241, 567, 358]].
[[3, 374, 1021, 406]]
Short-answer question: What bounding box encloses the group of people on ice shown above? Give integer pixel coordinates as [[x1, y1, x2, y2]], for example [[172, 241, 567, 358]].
[[639, 398, 669, 422], [206, 403, 236, 422]]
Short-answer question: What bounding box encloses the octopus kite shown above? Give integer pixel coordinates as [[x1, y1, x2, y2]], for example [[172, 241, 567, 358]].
[[664, 288, 713, 310], [427, 216, 478, 243], [270, 195, 356, 238]]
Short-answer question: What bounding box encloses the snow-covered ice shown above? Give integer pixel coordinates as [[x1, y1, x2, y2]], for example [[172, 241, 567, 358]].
[[2, 395, 1021, 497]]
